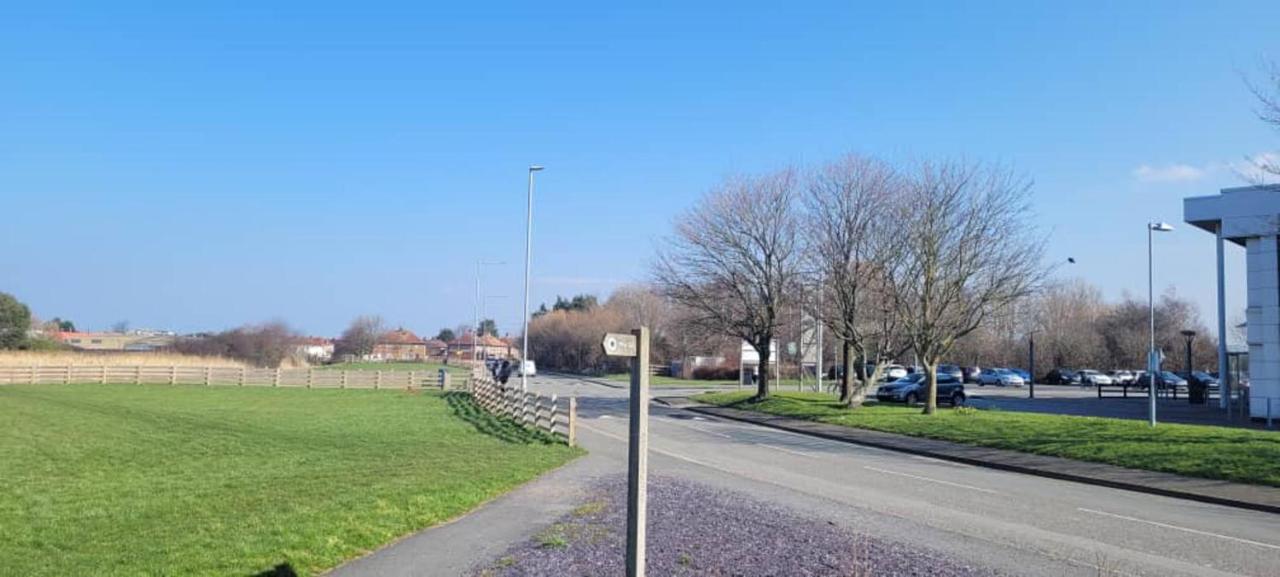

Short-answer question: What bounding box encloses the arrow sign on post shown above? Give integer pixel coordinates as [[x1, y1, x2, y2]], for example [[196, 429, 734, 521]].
[[602, 332, 638, 358], [603, 329, 649, 577]]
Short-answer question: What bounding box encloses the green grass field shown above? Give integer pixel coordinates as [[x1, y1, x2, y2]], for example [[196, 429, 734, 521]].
[[320, 361, 470, 377], [0, 384, 581, 576], [695, 391, 1280, 487]]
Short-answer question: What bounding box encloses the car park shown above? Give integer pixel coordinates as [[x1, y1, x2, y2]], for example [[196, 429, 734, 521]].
[[978, 368, 1025, 387], [962, 366, 983, 383], [875, 373, 966, 406], [1076, 370, 1113, 386]]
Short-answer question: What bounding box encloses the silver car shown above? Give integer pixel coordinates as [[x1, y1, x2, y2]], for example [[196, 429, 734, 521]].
[[978, 368, 1025, 387], [1077, 370, 1113, 386]]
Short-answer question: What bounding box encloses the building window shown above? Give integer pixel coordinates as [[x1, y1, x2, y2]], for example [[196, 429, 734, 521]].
[[91, 339, 102, 344]]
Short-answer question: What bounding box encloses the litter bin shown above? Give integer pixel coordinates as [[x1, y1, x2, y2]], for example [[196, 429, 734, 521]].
[[1188, 378, 1206, 405]]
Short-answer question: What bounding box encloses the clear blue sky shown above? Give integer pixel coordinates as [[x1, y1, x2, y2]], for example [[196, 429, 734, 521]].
[[2, 2, 1278, 337]]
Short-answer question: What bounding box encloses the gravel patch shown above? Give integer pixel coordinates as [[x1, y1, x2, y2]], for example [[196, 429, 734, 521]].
[[473, 476, 1000, 577]]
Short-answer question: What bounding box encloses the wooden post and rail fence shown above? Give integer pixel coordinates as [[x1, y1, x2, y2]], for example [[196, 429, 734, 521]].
[[0, 365, 461, 390], [467, 368, 576, 446]]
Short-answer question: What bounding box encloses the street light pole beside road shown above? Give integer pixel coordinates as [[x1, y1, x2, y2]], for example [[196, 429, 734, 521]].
[[522, 165, 543, 392], [1148, 222, 1174, 426]]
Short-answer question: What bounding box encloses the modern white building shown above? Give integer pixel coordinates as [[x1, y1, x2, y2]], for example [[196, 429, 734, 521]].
[[1184, 184, 1280, 419]]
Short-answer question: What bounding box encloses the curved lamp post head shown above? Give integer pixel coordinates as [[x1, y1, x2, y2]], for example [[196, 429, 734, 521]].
[[529, 165, 544, 172], [1149, 222, 1174, 232]]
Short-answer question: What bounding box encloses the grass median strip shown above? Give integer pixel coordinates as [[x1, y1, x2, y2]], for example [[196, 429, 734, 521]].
[[0, 384, 582, 577], [694, 391, 1280, 487]]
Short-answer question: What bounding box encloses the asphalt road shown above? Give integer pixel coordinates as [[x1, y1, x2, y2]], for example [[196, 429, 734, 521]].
[[525, 373, 1279, 577], [329, 373, 1279, 577]]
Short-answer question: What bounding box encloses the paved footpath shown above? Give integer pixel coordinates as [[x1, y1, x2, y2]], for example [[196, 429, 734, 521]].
[[330, 374, 1280, 577]]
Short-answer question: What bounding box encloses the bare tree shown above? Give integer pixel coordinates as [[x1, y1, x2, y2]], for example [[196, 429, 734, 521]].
[[654, 170, 801, 400], [890, 160, 1046, 414], [1246, 60, 1280, 179], [335, 315, 386, 360], [804, 154, 909, 405], [606, 284, 678, 362]]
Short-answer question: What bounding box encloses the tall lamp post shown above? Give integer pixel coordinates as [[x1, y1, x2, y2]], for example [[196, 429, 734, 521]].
[[522, 165, 544, 392], [1148, 221, 1174, 426]]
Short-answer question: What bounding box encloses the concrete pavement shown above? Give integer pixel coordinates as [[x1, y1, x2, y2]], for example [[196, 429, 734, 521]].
[[332, 373, 1280, 577]]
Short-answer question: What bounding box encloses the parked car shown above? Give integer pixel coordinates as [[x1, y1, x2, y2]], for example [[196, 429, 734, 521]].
[[1136, 370, 1186, 390], [1009, 368, 1031, 382], [1186, 371, 1219, 391], [1042, 368, 1079, 385], [882, 364, 908, 381], [1107, 370, 1137, 385], [514, 360, 537, 377], [962, 366, 983, 384], [978, 368, 1025, 387], [875, 373, 967, 406], [937, 364, 964, 381], [1076, 370, 1113, 386]]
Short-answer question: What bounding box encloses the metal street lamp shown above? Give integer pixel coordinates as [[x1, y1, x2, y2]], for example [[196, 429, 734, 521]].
[[1148, 222, 1174, 426], [522, 165, 544, 392]]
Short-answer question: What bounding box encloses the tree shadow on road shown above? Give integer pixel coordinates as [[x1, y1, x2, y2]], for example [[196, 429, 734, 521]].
[[444, 391, 562, 445]]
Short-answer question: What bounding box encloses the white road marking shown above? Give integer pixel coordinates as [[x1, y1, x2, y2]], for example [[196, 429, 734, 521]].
[[863, 466, 998, 494], [755, 443, 816, 457], [1077, 508, 1280, 551]]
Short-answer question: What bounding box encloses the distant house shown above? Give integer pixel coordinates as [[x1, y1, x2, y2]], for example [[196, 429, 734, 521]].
[[371, 329, 428, 361], [296, 337, 335, 362], [56, 331, 175, 352], [423, 339, 448, 358], [448, 332, 517, 360]]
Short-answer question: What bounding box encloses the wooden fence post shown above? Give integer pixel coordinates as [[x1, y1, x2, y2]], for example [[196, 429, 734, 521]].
[[100, 365, 108, 384], [307, 368, 314, 389], [341, 371, 348, 389], [238, 367, 246, 386], [568, 397, 577, 447], [549, 394, 559, 437], [408, 371, 416, 389], [274, 368, 281, 387], [375, 370, 382, 390], [64, 365, 71, 385], [135, 366, 142, 385], [169, 366, 177, 385]]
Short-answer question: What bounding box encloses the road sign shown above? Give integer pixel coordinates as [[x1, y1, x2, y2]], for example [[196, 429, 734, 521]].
[[602, 333, 638, 357]]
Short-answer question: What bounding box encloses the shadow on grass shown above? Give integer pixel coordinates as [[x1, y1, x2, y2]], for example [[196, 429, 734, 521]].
[[444, 391, 561, 445], [249, 563, 297, 577]]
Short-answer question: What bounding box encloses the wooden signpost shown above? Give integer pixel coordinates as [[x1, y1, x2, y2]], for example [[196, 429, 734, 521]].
[[602, 327, 649, 577]]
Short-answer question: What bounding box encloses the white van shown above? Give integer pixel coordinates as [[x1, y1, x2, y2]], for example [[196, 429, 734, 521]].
[[515, 360, 537, 377]]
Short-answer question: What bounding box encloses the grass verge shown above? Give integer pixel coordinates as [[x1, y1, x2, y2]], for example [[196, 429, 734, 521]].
[[0, 384, 581, 576], [695, 391, 1280, 487]]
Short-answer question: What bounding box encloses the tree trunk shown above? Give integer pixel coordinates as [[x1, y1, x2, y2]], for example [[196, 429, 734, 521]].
[[839, 341, 854, 404], [922, 361, 938, 415], [756, 340, 772, 400], [847, 354, 871, 407]]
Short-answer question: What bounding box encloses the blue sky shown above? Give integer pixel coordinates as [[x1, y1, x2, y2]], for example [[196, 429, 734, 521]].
[[2, 2, 1278, 337]]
